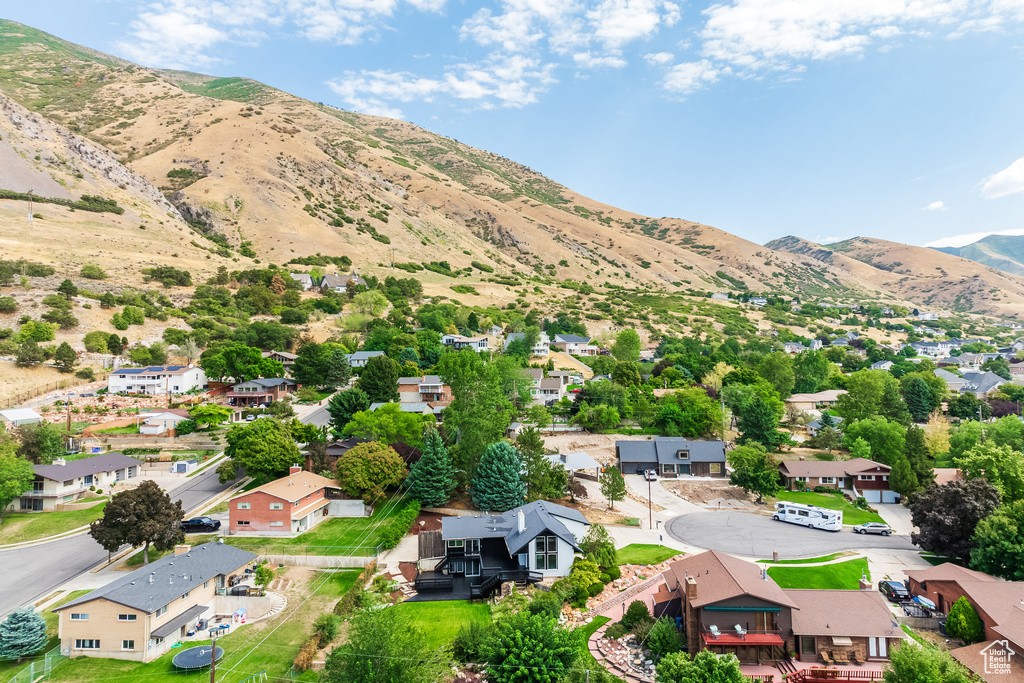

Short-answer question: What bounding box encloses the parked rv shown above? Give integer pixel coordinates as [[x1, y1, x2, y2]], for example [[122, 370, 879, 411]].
[[771, 501, 843, 531]]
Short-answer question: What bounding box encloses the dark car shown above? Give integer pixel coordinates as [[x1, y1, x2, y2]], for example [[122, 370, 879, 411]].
[[878, 580, 909, 602], [180, 517, 221, 533]]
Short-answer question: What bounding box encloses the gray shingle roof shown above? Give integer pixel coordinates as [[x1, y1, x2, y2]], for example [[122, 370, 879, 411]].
[[554, 334, 591, 343], [345, 351, 385, 361], [617, 438, 726, 465], [960, 370, 1006, 395], [441, 501, 588, 555], [34, 453, 143, 482], [234, 378, 296, 389], [58, 542, 257, 613]]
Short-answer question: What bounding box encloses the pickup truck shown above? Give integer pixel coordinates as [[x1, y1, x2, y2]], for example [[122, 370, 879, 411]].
[[180, 517, 221, 533]]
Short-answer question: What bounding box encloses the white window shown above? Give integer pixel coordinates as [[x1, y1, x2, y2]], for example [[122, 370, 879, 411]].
[[269, 521, 283, 527], [70, 614, 88, 621], [447, 539, 464, 549], [237, 502, 251, 510], [859, 475, 875, 481], [75, 640, 100, 650], [203, 581, 209, 589], [155, 604, 168, 617], [677, 450, 690, 460], [709, 463, 721, 474], [796, 477, 809, 483], [269, 503, 283, 510], [117, 614, 136, 621], [122, 640, 135, 651], [535, 535, 558, 570], [819, 477, 836, 485]]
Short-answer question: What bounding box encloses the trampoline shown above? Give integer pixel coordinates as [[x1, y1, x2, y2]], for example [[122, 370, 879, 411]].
[[172, 645, 224, 671]]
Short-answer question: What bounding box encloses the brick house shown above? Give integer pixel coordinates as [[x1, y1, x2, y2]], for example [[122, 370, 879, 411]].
[[777, 458, 899, 504], [398, 375, 452, 406], [228, 466, 363, 535], [226, 378, 298, 408]]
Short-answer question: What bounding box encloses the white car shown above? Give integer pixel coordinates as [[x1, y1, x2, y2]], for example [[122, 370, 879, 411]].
[[643, 469, 658, 481]]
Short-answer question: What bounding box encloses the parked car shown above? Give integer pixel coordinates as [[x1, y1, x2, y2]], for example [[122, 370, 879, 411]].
[[180, 517, 221, 533], [853, 522, 892, 535], [643, 469, 658, 481], [878, 580, 909, 602]]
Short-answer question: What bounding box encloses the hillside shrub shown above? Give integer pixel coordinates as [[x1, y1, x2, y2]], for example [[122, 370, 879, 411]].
[[622, 600, 651, 630], [378, 500, 421, 549], [471, 261, 494, 273]]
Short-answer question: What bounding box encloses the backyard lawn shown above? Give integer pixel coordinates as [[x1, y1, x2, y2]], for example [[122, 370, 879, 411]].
[[0, 504, 107, 545], [771, 492, 884, 525], [617, 544, 680, 566], [767, 558, 870, 590], [225, 498, 416, 556], [393, 600, 492, 651]]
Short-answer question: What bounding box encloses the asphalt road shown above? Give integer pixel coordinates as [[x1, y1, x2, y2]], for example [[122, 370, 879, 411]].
[[665, 510, 916, 559], [0, 464, 235, 618]]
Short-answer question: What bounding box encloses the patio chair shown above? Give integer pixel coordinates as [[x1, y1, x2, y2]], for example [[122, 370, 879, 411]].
[[832, 650, 850, 664], [709, 625, 721, 639], [849, 650, 864, 665], [734, 625, 747, 639], [819, 651, 835, 665]]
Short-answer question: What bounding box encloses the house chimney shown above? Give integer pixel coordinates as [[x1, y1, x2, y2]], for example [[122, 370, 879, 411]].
[[686, 576, 697, 601], [175, 544, 191, 556], [517, 509, 526, 533], [53, 457, 66, 466], [290, 464, 302, 475]]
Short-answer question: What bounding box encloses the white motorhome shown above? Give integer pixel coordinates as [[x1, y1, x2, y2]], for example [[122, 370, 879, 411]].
[[772, 502, 843, 531]]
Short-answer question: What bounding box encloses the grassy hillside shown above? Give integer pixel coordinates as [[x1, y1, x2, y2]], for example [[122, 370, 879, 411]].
[[935, 234, 1024, 278]]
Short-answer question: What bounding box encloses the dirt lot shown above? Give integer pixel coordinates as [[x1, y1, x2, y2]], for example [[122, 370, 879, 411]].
[[540, 432, 654, 467], [661, 478, 758, 510]]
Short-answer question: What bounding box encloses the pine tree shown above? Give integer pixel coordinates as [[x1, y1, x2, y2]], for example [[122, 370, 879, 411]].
[[471, 441, 526, 512], [0, 607, 47, 660], [880, 381, 912, 426], [904, 377, 934, 423], [53, 342, 78, 373], [889, 456, 919, 498], [600, 466, 627, 511], [904, 425, 935, 488], [946, 597, 985, 644], [737, 396, 786, 450], [405, 428, 456, 507]]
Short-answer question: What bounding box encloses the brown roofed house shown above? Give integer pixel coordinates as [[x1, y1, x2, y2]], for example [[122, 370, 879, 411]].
[[228, 465, 364, 535], [778, 458, 899, 504]]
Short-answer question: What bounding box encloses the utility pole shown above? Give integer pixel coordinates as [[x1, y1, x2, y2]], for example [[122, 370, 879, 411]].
[[209, 632, 216, 683], [27, 189, 33, 226], [648, 474, 653, 530]]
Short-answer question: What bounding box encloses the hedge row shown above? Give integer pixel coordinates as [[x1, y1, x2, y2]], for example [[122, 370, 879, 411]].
[[378, 499, 421, 550]]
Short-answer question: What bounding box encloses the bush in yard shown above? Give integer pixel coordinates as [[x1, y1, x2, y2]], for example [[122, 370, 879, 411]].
[[588, 582, 605, 597], [603, 622, 629, 640], [378, 500, 421, 549], [293, 637, 319, 672], [254, 563, 275, 590], [622, 600, 651, 630], [174, 419, 197, 436], [605, 565, 622, 581], [946, 596, 984, 644], [647, 618, 683, 660], [568, 557, 601, 590], [580, 523, 618, 568], [313, 614, 339, 647], [452, 620, 496, 663], [334, 583, 365, 616], [656, 650, 745, 683], [599, 573, 611, 584], [528, 591, 563, 620], [487, 612, 579, 683], [336, 441, 407, 503], [0, 607, 48, 660]]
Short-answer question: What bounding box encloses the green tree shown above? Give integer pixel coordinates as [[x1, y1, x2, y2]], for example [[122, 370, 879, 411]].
[[351, 289, 388, 316], [52, 342, 77, 373], [981, 356, 1011, 380], [611, 361, 642, 387], [880, 380, 912, 426], [405, 427, 456, 507], [342, 403, 425, 447], [200, 343, 283, 382], [727, 443, 782, 503], [910, 478, 1001, 563], [971, 500, 1024, 580], [793, 351, 830, 394], [88, 480, 184, 564], [0, 608, 47, 660], [611, 329, 642, 362], [842, 417, 906, 466], [903, 376, 934, 423], [336, 441, 406, 502], [83, 330, 109, 353], [327, 387, 371, 432], [945, 596, 985, 644], [487, 612, 579, 683], [292, 342, 352, 391], [656, 650, 744, 683], [957, 442, 1024, 504], [254, 563, 275, 590], [849, 436, 872, 460], [888, 456, 919, 497], [224, 418, 302, 484], [356, 354, 401, 403], [15, 422, 65, 464], [655, 387, 723, 438], [14, 340, 44, 367], [471, 441, 526, 512], [0, 437, 33, 521], [56, 278, 77, 300], [758, 352, 796, 397], [882, 646, 971, 683], [835, 369, 893, 422], [600, 465, 627, 510], [322, 604, 452, 683], [903, 425, 935, 489], [517, 427, 568, 502], [579, 524, 618, 568], [189, 404, 232, 430], [648, 618, 683, 660], [737, 395, 787, 450]]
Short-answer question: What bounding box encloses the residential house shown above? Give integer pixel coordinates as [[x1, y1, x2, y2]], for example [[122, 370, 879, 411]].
[[54, 542, 258, 662], [442, 334, 491, 352], [710, 292, 730, 301], [655, 550, 904, 666], [398, 375, 452, 406], [226, 378, 297, 408], [903, 340, 954, 358], [0, 408, 43, 427], [8, 453, 142, 512], [616, 437, 727, 478], [784, 390, 847, 413], [345, 350, 385, 368], [369, 401, 442, 416], [523, 369, 565, 406], [550, 334, 599, 356], [913, 310, 940, 321], [140, 409, 193, 436], [319, 273, 366, 293], [488, 325, 504, 337], [870, 360, 894, 371], [229, 465, 363, 535], [934, 368, 966, 394], [289, 273, 314, 290], [805, 415, 843, 437], [504, 331, 550, 356], [959, 370, 1008, 399], [749, 297, 768, 307], [777, 458, 898, 503], [261, 350, 297, 369], [548, 370, 582, 386], [107, 366, 207, 396], [413, 501, 589, 600]]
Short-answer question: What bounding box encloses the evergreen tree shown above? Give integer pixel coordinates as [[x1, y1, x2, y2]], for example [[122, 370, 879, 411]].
[[737, 396, 786, 450], [904, 376, 934, 423], [471, 441, 526, 512], [405, 428, 456, 507], [946, 597, 985, 644], [327, 387, 371, 432], [356, 354, 401, 403], [600, 466, 627, 511], [53, 342, 78, 373], [888, 456, 919, 498], [880, 381, 912, 426], [904, 425, 935, 488], [0, 607, 47, 660], [56, 278, 77, 300]]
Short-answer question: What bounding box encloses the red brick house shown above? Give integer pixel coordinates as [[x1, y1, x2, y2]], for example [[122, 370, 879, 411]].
[[778, 458, 898, 504], [228, 466, 359, 535]]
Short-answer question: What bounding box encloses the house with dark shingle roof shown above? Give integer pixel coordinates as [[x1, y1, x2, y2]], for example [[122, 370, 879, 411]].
[[616, 438, 727, 478], [778, 457, 898, 504], [412, 501, 589, 601], [550, 334, 599, 356], [6, 453, 142, 513], [54, 541, 257, 662]]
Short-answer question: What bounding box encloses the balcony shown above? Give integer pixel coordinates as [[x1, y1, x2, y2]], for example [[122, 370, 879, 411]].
[[702, 626, 785, 646]]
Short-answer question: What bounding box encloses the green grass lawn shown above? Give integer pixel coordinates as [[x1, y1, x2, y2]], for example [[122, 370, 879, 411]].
[[0, 505, 107, 545], [93, 425, 140, 434], [393, 601, 492, 651], [757, 552, 851, 564], [771, 491, 884, 525], [225, 499, 416, 556], [617, 544, 680, 565], [574, 616, 621, 681], [767, 558, 870, 590]]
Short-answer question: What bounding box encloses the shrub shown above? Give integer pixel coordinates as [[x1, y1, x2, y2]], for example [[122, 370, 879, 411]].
[[175, 419, 197, 436], [631, 617, 656, 640], [604, 565, 622, 581], [946, 596, 984, 644], [80, 265, 107, 280], [528, 591, 563, 619], [121, 447, 162, 455], [75, 367, 95, 381], [603, 622, 629, 640], [333, 583, 364, 616], [599, 573, 611, 584], [622, 600, 651, 630], [471, 261, 494, 273], [587, 582, 605, 597], [647, 618, 683, 659], [313, 614, 338, 647], [378, 500, 421, 549], [453, 620, 496, 663], [292, 637, 318, 671], [0, 297, 17, 313]]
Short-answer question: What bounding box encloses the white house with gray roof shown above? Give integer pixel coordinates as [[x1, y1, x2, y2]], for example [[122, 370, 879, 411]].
[[344, 350, 385, 368], [616, 437, 727, 478], [8, 452, 142, 512]]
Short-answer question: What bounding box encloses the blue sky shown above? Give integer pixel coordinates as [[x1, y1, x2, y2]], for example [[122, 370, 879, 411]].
[[7, 1, 1024, 248]]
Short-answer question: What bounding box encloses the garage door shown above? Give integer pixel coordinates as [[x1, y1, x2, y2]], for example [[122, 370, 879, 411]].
[[881, 490, 899, 504], [862, 490, 881, 503]]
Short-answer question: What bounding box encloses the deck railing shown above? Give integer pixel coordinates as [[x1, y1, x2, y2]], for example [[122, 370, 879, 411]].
[[787, 669, 886, 682]]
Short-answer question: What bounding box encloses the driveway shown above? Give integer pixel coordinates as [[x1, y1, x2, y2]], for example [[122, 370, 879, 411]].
[[665, 511, 916, 559], [874, 503, 916, 536]]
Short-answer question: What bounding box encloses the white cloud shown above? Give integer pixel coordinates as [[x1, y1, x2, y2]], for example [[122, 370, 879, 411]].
[[663, 60, 720, 94], [981, 156, 1024, 199], [573, 51, 628, 68], [587, 0, 679, 48], [922, 200, 946, 211], [925, 228, 1024, 248], [644, 51, 674, 64]]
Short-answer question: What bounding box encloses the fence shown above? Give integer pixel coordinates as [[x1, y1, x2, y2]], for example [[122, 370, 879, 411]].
[[0, 379, 83, 410], [5, 645, 66, 683]]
